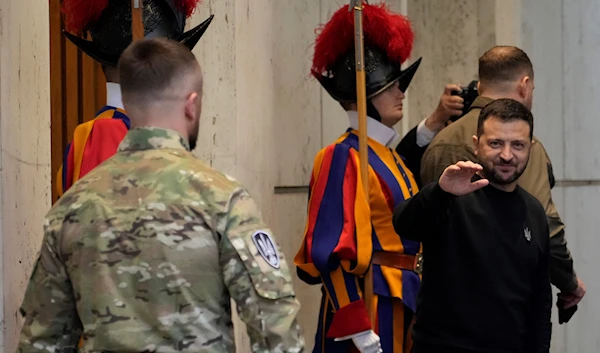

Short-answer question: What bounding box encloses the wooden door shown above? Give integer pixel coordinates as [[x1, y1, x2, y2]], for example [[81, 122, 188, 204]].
[[49, 0, 107, 203]]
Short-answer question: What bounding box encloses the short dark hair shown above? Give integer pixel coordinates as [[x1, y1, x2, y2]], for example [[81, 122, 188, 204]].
[[477, 98, 534, 140], [118, 38, 201, 105], [479, 46, 534, 85]]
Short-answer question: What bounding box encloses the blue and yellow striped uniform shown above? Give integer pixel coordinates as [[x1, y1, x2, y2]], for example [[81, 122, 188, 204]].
[[295, 129, 422, 353]]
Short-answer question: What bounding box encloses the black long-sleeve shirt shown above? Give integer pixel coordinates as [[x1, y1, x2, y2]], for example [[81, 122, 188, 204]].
[[393, 181, 552, 353], [420, 97, 577, 294]]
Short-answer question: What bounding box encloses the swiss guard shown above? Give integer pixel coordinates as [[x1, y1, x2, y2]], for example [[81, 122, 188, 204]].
[[295, 3, 424, 353], [56, 0, 213, 197]]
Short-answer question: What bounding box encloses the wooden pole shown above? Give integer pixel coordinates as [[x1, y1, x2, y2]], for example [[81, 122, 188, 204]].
[[350, 0, 374, 327], [131, 0, 144, 41]]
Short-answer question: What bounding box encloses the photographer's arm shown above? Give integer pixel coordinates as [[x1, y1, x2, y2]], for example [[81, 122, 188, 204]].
[[396, 84, 463, 186]]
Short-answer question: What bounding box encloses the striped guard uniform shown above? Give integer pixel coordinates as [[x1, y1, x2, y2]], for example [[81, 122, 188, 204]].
[[295, 113, 423, 353], [56, 84, 129, 197]]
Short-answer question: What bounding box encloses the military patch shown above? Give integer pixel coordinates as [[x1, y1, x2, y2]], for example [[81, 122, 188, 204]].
[[251, 230, 280, 269]]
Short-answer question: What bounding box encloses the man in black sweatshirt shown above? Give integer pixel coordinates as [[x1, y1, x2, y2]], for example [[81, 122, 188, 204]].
[[393, 98, 551, 353]]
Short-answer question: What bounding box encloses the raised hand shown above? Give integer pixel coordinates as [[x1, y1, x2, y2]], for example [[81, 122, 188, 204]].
[[439, 161, 489, 196]]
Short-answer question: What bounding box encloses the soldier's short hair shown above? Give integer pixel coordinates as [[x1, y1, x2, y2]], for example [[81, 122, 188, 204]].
[[477, 98, 534, 140], [118, 37, 202, 105], [478, 46, 534, 85]]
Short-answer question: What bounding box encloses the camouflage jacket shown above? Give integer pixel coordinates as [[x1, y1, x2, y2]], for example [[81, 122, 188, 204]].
[[18, 127, 304, 353]]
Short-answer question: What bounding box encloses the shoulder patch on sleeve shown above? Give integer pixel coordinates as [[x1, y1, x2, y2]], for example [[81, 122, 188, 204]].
[[251, 230, 280, 269], [228, 228, 295, 300], [224, 189, 295, 299]]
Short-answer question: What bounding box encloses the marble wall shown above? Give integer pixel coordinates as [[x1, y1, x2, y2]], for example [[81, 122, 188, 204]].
[[189, 0, 324, 350], [521, 0, 600, 352], [0, 1, 52, 352], [406, 0, 487, 128]]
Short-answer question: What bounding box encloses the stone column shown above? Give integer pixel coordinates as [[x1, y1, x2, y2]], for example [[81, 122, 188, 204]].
[[0, 1, 52, 352], [190, 0, 327, 350], [520, 0, 600, 352]]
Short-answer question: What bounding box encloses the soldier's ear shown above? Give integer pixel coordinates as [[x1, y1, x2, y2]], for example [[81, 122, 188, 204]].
[[472, 135, 479, 156], [184, 92, 199, 121]]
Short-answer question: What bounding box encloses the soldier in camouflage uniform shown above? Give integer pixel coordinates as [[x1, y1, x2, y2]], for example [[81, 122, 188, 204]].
[[18, 38, 304, 353]]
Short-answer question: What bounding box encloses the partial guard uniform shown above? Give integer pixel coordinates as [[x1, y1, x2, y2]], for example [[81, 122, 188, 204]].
[[295, 3, 424, 352], [56, 0, 214, 197], [19, 127, 305, 353], [57, 83, 129, 196]]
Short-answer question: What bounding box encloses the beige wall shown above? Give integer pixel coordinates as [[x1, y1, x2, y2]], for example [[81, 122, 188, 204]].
[[0, 1, 52, 352], [519, 0, 600, 351], [405, 0, 496, 129], [190, 0, 329, 349]]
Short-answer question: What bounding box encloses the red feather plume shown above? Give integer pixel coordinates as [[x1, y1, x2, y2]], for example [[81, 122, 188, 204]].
[[311, 2, 414, 77], [61, 0, 203, 34], [174, 0, 203, 18], [61, 0, 109, 34]]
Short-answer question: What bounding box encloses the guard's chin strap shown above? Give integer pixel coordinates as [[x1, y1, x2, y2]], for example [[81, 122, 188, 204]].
[[366, 100, 382, 122]]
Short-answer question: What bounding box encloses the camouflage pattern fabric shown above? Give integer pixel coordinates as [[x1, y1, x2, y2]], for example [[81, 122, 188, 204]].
[[18, 127, 305, 353]]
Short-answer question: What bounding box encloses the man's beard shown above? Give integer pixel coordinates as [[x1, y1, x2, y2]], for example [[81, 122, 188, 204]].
[[479, 157, 528, 185]]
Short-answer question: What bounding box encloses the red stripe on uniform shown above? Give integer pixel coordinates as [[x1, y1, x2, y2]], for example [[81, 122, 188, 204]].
[[376, 173, 395, 212], [305, 147, 336, 263], [333, 154, 357, 260], [79, 119, 128, 177]]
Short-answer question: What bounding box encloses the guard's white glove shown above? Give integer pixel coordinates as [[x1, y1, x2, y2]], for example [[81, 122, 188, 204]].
[[335, 330, 382, 353]]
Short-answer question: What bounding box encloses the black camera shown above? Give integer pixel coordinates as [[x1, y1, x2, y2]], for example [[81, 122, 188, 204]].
[[450, 80, 479, 122]]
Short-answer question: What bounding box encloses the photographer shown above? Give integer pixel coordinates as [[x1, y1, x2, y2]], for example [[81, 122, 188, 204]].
[[396, 84, 465, 187]]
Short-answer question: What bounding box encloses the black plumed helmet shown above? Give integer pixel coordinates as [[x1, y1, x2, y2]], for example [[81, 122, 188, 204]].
[[311, 3, 421, 103], [61, 0, 214, 67]]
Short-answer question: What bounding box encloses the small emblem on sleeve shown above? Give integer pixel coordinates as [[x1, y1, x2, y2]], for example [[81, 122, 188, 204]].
[[524, 227, 532, 243], [252, 231, 280, 269]]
